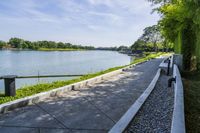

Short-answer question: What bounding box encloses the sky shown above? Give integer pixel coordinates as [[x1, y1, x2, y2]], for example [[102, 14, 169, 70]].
[[0, 0, 160, 47]]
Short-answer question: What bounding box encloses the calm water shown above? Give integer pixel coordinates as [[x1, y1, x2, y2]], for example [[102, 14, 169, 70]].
[[0, 50, 130, 92]]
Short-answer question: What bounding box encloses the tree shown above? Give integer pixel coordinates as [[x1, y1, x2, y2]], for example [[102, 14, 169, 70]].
[[9, 38, 24, 48], [131, 40, 146, 52], [6, 37, 95, 50], [139, 25, 163, 52], [148, 0, 200, 71], [0, 41, 6, 49], [57, 42, 65, 48], [117, 46, 129, 51]]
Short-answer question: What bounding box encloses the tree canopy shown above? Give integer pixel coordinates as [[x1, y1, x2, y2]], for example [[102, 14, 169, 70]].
[[131, 25, 172, 53], [139, 25, 164, 51], [0, 37, 127, 51], [148, 0, 200, 71], [0, 41, 6, 49], [5, 37, 95, 50]]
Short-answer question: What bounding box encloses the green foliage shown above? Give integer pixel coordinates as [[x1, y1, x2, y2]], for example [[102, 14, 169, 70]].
[[195, 30, 200, 70], [0, 52, 167, 104], [7, 37, 95, 50], [0, 41, 7, 48], [117, 46, 130, 51], [174, 30, 182, 54], [131, 25, 173, 52], [3, 38, 130, 51], [183, 72, 200, 132], [96, 47, 118, 51], [147, 0, 171, 5], [38, 48, 83, 51], [140, 25, 162, 43], [148, 0, 200, 71], [131, 40, 147, 51], [9, 38, 24, 48]]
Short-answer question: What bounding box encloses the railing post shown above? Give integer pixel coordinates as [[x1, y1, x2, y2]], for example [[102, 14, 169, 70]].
[[167, 59, 171, 76], [3, 75, 17, 96]]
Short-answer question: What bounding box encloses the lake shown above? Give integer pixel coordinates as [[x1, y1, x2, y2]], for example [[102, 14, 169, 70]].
[[0, 50, 130, 92]]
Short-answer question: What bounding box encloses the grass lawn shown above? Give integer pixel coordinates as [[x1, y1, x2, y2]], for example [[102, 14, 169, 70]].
[[0, 52, 169, 104], [182, 72, 200, 133]]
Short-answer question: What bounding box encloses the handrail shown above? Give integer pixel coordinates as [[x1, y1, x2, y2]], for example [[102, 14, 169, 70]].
[[0, 74, 85, 80], [171, 64, 185, 133], [0, 74, 85, 96], [17, 74, 84, 78]]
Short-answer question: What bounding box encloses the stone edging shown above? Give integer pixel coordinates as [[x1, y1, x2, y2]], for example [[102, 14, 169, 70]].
[[108, 68, 161, 133], [0, 61, 148, 113], [171, 64, 185, 133]]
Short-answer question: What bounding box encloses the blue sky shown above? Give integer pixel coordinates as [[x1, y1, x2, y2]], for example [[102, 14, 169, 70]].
[[0, 0, 160, 47]]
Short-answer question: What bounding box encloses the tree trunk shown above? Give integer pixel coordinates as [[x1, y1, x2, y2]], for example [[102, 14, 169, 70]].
[[182, 24, 195, 71]]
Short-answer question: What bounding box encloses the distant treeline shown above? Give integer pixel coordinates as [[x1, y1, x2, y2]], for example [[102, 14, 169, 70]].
[[0, 38, 95, 50], [0, 38, 132, 51], [0, 34, 174, 53], [0, 38, 132, 52], [96, 46, 132, 51], [96, 47, 118, 51]]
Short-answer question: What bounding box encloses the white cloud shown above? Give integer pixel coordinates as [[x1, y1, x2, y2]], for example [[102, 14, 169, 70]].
[[87, 0, 113, 7], [0, 0, 160, 46]]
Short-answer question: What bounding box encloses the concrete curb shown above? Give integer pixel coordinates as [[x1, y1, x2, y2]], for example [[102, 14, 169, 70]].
[[171, 65, 185, 133], [109, 68, 161, 133], [0, 61, 148, 113]]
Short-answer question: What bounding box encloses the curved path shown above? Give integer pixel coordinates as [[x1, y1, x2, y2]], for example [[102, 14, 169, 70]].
[[0, 58, 163, 133]]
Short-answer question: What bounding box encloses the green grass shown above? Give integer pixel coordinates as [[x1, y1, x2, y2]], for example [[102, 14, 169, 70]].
[[38, 48, 84, 51], [0, 52, 169, 104], [182, 72, 200, 133]]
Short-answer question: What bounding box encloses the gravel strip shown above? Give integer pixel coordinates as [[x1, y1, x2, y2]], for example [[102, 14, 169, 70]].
[[124, 74, 174, 133]]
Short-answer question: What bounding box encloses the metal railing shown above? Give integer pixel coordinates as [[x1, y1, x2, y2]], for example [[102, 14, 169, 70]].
[[0, 74, 85, 96]]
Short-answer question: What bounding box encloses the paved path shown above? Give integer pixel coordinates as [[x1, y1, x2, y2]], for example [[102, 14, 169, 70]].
[[0, 58, 163, 133]]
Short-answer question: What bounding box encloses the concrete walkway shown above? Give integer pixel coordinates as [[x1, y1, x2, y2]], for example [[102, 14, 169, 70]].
[[0, 58, 163, 133]]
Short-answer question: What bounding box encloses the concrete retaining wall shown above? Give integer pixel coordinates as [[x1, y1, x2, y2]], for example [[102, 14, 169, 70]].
[[0, 61, 147, 113], [173, 54, 183, 71], [171, 64, 185, 133]]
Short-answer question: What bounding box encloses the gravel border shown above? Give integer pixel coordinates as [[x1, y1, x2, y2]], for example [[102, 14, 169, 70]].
[[109, 68, 161, 133], [124, 74, 174, 133]]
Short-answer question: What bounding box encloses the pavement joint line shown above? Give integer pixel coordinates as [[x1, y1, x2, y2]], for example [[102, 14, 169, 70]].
[[67, 87, 135, 124], [0, 125, 109, 133], [74, 86, 134, 102], [72, 87, 136, 124], [0, 124, 66, 129], [35, 93, 113, 131], [68, 127, 109, 132], [82, 96, 117, 124], [68, 79, 134, 106], [34, 103, 69, 129], [71, 77, 136, 101]]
